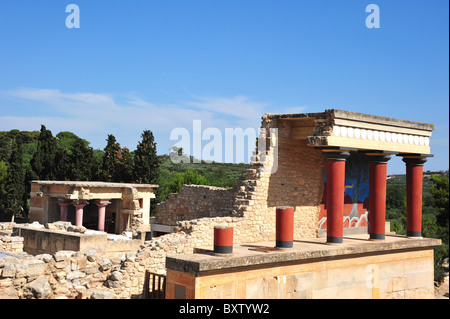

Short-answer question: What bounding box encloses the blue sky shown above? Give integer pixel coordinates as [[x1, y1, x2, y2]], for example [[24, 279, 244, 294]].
[[0, 0, 448, 174]]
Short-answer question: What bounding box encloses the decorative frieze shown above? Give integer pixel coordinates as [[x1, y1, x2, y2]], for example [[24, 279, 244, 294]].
[[332, 125, 430, 146]]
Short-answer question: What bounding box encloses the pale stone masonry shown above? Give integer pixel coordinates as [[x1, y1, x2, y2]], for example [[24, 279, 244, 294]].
[[155, 185, 236, 225], [0, 219, 242, 299], [0, 236, 23, 255]]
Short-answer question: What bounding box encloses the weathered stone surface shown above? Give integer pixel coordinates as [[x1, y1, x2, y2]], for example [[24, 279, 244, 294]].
[[0, 281, 18, 299], [1, 262, 16, 278], [67, 225, 87, 234], [89, 287, 117, 299], [99, 258, 112, 271], [1, 236, 11, 243], [54, 250, 76, 262], [23, 275, 51, 299], [155, 185, 236, 226], [110, 270, 123, 281], [16, 259, 46, 278], [106, 279, 124, 289], [66, 271, 86, 281]]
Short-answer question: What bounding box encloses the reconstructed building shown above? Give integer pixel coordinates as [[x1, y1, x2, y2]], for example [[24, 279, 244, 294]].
[[161, 109, 440, 299], [156, 109, 434, 243], [29, 181, 158, 236]]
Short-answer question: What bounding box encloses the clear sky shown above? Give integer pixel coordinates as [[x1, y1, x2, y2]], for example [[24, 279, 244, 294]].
[[0, 0, 448, 174]]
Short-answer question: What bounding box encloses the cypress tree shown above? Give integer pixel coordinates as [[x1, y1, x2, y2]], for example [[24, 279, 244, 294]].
[[53, 148, 71, 181], [118, 146, 134, 183], [3, 138, 26, 220], [102, 134, 120, 182], [133, 130, 160, 184], [133, 130, 161, 214], [101, 134, 132, 182], [31, 125, 57, 180], [69, 137, 97, 181]]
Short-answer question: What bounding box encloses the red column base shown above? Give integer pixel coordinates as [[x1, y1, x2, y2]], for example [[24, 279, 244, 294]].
[[276, 207, 294, 248], [214, 227, 234, 254]]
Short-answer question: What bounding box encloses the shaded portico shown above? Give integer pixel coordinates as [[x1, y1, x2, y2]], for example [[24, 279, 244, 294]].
[[30, 181, 158, 236]]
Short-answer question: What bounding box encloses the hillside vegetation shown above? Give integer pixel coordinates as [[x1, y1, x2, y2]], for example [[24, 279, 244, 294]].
[[0, 128, 247, 222]]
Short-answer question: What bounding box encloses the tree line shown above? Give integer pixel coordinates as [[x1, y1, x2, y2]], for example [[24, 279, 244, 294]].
[[0, 125, 160, 222], [0, 126, 247, 223]]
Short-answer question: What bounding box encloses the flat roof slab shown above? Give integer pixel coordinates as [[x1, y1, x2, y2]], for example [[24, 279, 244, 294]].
[[166, 234, 441, 274]]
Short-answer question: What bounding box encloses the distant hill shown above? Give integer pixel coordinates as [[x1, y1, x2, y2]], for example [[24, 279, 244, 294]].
[[387, 169, 449, 196], [156, 154, 248, 202], [159, 154, 247, 187]]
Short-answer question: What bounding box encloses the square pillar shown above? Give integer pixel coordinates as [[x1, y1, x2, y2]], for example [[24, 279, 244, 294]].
[[323, 151, 351, 244]]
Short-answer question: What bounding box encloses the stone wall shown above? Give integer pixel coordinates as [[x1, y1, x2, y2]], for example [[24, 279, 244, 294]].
[[0, 223, 24, 255], [155, 185, 236, 225], [0, 217, 241, 299], [0, 236, 24, 255]]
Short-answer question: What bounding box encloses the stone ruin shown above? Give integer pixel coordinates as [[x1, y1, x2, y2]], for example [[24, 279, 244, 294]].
[[0, 109, 438, 299]]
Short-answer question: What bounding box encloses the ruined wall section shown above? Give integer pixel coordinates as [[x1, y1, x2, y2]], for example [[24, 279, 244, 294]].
[[155, 185, 237, 225], [0, 218, 242, 299], [231, 115, 326, 240], [267, 141, 326, 239], [155, 114, 327, 243]]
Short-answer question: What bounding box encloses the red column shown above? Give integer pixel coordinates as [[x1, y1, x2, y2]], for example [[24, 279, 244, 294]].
[[324, 151, 350, 244], [402, 157, 428, 238], [73, 201, 87, 227], [214, 226, 234, 254], [57, 200, 71, 222], [367, 154, 392, 240], [96, 200, 111, 232], [276, 207, 294, 248], [122, 214, 129, 232]]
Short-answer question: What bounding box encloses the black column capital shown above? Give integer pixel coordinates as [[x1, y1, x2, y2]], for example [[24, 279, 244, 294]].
[[401, 157, 428, 166], [367, 155, 393, 164], [323, 151, 351, 161], [398, 153, 433, 166], [360, 150, 396, 164]]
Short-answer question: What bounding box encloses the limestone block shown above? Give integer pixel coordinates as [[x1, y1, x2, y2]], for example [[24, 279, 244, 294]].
[[23, 275, 51, 299], [16, 259, 46, 278], [2, 262, 16, 278], [53, 250, 76, 262]]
